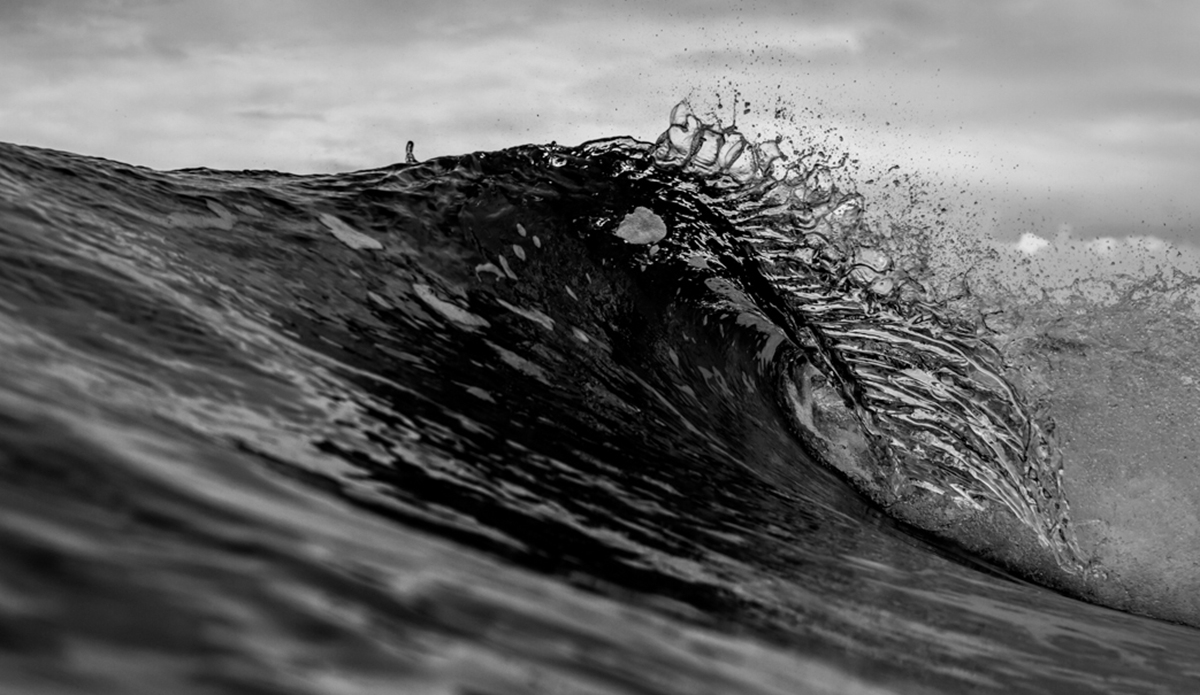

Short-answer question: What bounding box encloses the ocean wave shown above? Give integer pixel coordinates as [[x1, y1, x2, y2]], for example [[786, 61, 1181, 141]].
[[3, 106, 1200, 692], [645, 101, 1080, 568]]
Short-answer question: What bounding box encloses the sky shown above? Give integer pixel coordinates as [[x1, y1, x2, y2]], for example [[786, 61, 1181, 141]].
[[3, 0, 1200, 245]]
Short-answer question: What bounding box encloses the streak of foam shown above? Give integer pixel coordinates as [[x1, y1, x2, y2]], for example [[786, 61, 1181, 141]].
[[485, 341, 549, 384], [413, 283, 490, 328], [319, 212, 383, 250], [496, 299, 555, 331]]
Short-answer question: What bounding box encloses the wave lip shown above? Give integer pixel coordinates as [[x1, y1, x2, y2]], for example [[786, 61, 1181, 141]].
[[648, 102, 1082, 570]]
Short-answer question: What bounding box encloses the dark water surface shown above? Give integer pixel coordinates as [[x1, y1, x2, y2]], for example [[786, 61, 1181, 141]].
[[2, 112, 1200, 694]]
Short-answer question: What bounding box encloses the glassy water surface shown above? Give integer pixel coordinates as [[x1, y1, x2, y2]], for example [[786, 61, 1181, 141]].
[[2, 111, 1200, 694]]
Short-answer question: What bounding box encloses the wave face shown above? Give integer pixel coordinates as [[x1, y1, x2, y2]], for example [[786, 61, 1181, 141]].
[[1, 111, 1199, 693]]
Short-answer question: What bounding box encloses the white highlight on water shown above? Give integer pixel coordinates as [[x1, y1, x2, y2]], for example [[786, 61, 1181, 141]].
[[319, 213, 382, 250], [412, 283, 489, 328], [496, 299, 555, 331], [616, 207, 667, 245]]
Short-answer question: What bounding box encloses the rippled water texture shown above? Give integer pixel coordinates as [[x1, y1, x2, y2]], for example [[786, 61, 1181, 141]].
[[2, 110, 1200, 694]]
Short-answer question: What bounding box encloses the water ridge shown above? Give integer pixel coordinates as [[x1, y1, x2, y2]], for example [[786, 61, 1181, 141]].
[[643, 102, 1080, 569]]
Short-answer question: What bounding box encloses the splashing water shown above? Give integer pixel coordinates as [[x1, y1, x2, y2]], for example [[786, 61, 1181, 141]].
[[649, 101, 1081, 569]]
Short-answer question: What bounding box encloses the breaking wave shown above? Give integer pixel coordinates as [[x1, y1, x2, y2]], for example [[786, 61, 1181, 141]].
[[2, 102, 1200, 693]]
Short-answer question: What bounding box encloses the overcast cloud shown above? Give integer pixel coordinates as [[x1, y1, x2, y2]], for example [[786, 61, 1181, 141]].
[[2, 0, 1198, 243]]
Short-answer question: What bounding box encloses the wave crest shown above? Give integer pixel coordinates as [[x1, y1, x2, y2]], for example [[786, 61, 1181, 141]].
[[649, 101, 1082, 569]]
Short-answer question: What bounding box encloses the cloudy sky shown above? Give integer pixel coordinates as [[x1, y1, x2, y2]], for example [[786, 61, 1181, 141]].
[[3, 0, 1199, 244]]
